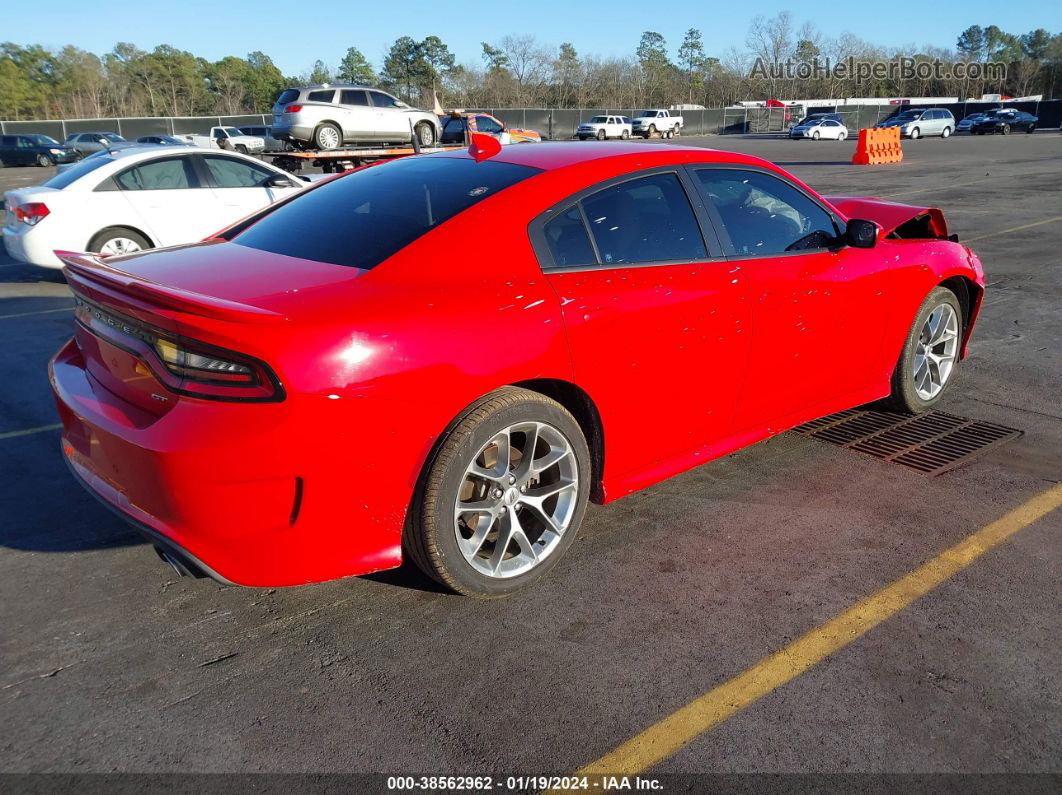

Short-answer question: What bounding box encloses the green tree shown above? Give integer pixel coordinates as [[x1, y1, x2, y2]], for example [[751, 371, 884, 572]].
[[382, 36, 427, 101], [677, 28, 704, 103], [957, 25, 986, 60], [247, 50, 287, 109], [308, 59, 332, 84], [338, 47, 375, 84], [481, 42, 509, 73], [420, 36, 455, 95]]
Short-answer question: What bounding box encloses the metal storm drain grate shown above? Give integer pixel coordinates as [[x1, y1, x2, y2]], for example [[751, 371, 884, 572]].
[[792, 409, 1022, 476]]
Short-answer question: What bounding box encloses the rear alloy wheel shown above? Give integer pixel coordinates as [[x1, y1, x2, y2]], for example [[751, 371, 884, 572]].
[[887, 287, 962, 412], [1001, 124, 1010, 135], [812, 130, 820, 140], [838, 131, 847, 141], [597, 129, 606, 141], [37, 154, 53, 167], [314, 123, 342, 150], [89, 227, 151, 258], [405, 387, 591, 597], [941, 126, 951, 138], [621, 129, 630, 140]]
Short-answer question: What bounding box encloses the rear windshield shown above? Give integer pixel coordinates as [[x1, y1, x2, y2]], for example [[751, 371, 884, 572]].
[[276, 89, 300, 106], [42, 155, 115, 189], [231, 156, 541, 270]]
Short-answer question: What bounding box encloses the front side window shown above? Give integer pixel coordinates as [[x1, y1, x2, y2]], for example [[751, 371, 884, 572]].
[[231, 156, 541, 270], [204, 155, 274, 188], [115, 157, 197, 191], [370, 92, 401, 108], [340, 90, 369, 106], [696, 169, 837, 256], [476, 116, 503, 134], [307, 89, 336, 103], [581, 173, 707, 265]]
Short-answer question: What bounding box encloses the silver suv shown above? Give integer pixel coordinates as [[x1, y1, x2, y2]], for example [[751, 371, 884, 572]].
[[876, 107, 955, 139], [271, 84, 442, 150]]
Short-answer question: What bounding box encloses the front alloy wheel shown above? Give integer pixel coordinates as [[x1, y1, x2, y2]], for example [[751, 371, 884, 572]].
[[888, 287, 962, 412], [405, 387, 591, 597]]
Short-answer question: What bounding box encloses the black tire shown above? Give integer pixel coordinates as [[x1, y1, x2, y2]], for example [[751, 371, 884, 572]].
[[621, 129, 630, 140], [314, 122, 342, 150], [909, 127, 920, 139], [405, 387, 591, 598], [886, 287, 963, 413], [941, 126, 951, 138], [1026, 124, 1035, 134], [597, 129, 606, 141], [577, 135, 587, 141], [415, 121, 436, 147], [647, 123, 657, 137], [37, 154, 53, 167], [88, 227, 151, 258], [812, 131, 820, 140], [235, 144, 248, 155], [1001, 124, 1010, 135]]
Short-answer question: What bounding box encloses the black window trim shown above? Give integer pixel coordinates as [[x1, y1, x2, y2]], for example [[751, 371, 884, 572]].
[[528, 165, 727, 274], [687, 163, 845, 261]]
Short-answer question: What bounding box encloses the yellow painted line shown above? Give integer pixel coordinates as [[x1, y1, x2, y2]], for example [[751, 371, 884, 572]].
[[570, 484, 1062, 780], [0, 306, 73, 320], [964, 215, 1062, 243], [0, 423, 62, 441]]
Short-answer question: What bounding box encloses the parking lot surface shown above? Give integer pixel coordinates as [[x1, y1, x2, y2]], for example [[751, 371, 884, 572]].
[[1, 133, 1060, 779]]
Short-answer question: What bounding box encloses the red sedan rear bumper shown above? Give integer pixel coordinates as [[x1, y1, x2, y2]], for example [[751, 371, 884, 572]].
[[50, 338, 403, 586]]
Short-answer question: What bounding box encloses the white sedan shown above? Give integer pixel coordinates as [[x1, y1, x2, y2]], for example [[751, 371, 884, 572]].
[[3, 145, 306, 268], [789, 118, 849, 141]]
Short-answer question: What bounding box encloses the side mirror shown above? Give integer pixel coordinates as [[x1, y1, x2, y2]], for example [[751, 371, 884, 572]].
[[845, 219, 878, 248], [264, 174, 296, 189]]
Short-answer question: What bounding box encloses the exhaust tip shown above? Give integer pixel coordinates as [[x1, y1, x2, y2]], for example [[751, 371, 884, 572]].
[[154, 546, 197, 578]]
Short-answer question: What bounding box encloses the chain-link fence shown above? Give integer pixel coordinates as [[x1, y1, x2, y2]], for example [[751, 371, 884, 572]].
[[2, 101, 1060, 141]]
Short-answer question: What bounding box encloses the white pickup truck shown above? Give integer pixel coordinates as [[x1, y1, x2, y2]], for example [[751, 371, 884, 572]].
[[181, 126, 266, 154], [631, 109, 683, 138]]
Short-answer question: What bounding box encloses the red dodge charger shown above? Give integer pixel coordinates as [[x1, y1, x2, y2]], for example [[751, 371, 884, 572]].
[[50, 142, 985, 596]]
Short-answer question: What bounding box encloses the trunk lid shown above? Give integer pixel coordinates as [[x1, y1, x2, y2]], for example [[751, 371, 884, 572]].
[[58, 241, 367, 414]]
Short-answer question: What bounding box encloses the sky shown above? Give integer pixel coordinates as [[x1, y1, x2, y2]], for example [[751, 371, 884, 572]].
[[4, 1, 1059, 76]]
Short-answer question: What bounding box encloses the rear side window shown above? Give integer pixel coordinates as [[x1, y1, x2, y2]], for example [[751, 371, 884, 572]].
[[308, 89, 335, 103], [43, 156, 115, 189], [115, 157, 197, 191], [276, 89, 300, 106], [340, 90, 369, 106], [0, 136, 14, 146], [204, 155, 273, 187], [231, 156, 541, 270], [544, 207, 595, 267], [581, 173, 707, 265]]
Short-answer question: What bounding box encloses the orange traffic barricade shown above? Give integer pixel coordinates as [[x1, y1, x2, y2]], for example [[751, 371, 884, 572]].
[[852, 127, 903, 165]]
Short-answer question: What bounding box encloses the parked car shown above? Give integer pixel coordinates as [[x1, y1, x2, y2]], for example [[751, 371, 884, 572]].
[[64, 132, 127, 155], [238, 125, 289, 152], [956, 113, 991, 133], [789, 118, 849, 141], [576, 115, 632, 140], [631, 109, 683, 138], [54, 142, 139, 174], [271, 83, 442, 150], [48, 143, 983, 596], [876, 108, 955, 138], [0, 134, 80, 167], [439, 112, 541, 145], [971, 110, 1038, 135], [3, 146, 306, 268], [792, 112, 844, 128], [182, 127, 266, 154], [136, 135, 193, 146]]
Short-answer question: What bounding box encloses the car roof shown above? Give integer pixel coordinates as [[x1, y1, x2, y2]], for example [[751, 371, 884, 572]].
[[436, 141, 778, 173]]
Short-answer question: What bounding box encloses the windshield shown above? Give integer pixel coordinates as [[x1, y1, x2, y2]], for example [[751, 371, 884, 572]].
[[589, 116, 607, 123], [895, 112, 920, 120], [102, 133, 124, 142], [222, 127, 242, 136], [638, 111, 656, 118], [231, 156, 542, 270], [42, 155, 114, 189], [27, 134, 60, 146]]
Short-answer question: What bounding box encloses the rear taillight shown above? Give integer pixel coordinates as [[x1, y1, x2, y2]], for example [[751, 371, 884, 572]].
[[73, 295, 283, 402], [285, 104, 302, 113], [15, 202, 49, 225]]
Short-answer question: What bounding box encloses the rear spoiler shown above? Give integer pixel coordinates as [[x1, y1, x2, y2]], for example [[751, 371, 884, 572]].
[[57, 251, 285, 323]]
